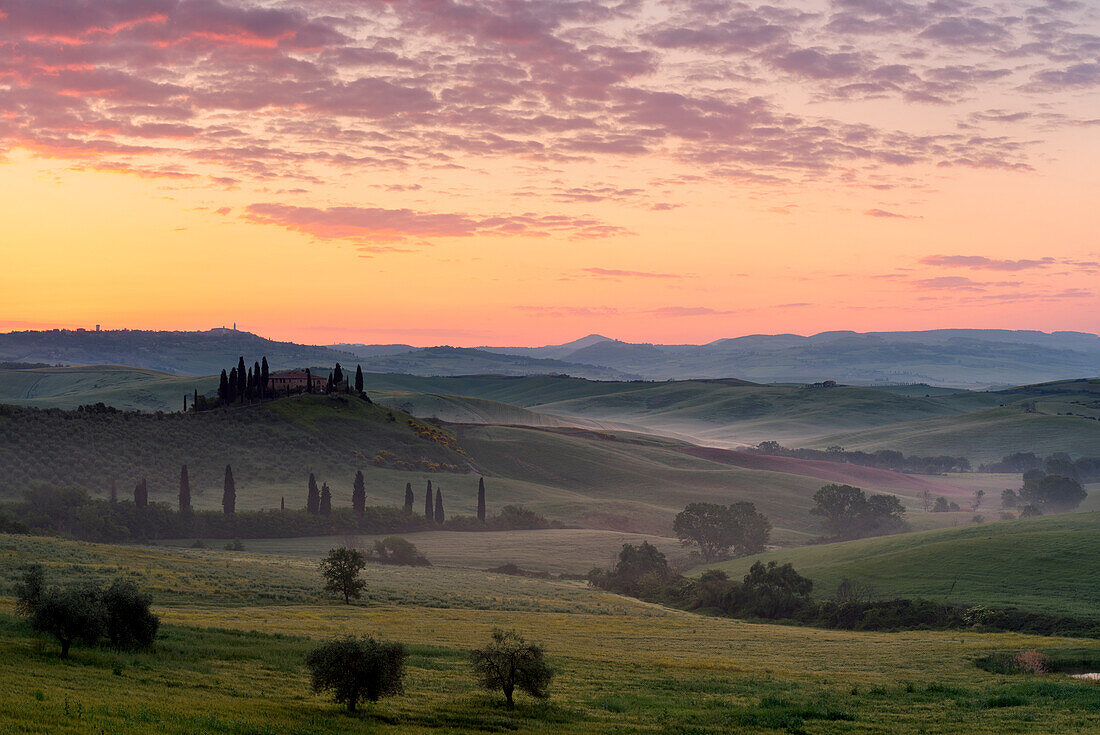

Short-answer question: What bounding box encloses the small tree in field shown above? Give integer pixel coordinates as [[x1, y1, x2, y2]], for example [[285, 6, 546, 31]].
[[320, 547, 366, 604], [178, 465, 191, 515], [403, 482, 414, 513], [307, 473, 320, 514], [434, 487, 445, 525], [305, 635, 407, 713], [222, 465, 235, 515], [319, 482, 332, 516], [477, 477, 487, 522], [16, 567, 106, 659], [470, 629, 553, 708], [352, 471, 366, 516], [673, 501, 771, 561]]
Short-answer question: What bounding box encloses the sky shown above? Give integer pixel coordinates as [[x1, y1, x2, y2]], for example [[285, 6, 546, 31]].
[[1, 0, 1098, 347]]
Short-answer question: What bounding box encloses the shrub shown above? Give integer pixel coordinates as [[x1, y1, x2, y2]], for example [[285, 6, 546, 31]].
[[15, 567, 158, 657], [101, 579, 159, 649], [1016, 649, 1049, 674], [367, 537, 430, 566], [470, 629, 553, 708], [305, 636, 408, 713]]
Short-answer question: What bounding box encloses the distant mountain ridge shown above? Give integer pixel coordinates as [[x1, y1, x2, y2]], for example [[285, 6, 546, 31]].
[[471, 329, 1100, 387], [2, 327, 1095, 386]]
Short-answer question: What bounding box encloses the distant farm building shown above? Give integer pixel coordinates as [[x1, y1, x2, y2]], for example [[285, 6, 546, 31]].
[[269, 369, 321, 393]]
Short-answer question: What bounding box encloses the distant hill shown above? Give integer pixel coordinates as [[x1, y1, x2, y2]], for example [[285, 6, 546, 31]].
[[7, 327, 1095, 385], [0, 329, 357, 376], [702, 513, 1100, 619], [475, 329, 1100, 387], [352, 346, 637, 380]]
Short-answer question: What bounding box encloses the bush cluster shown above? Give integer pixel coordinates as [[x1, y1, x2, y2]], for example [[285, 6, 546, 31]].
[[14, 566, 159, 658], [589, 543, 1100, 638]]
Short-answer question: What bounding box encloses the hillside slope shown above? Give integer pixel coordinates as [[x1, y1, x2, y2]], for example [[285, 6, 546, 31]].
[[0, 396, 979, 540], [0, 329, 356, 376], [0, 365, 217, 412], [704, 513, 1100, 619]]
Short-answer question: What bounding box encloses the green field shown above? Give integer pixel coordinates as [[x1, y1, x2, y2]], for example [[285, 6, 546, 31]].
[[2, 393, 978, 541], [811, 406, 1100, 463], [161, 528, 692, 575], [702, 513, 1100, 620], [0, 366, 218, 413], [1, 534, 1097, 734]]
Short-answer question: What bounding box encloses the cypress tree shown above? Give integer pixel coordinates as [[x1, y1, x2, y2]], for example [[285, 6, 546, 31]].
[[326, 372, 334, 393], [134, 478, 147, 509], [352, 471, 365, 515], [218, 369, 229, 402], [253, 361, 261, 389], [109, 479, 118, 504], [260, 357, 270, 397], [193, 388, 198, 411], [319, 483, 332, 516], [355, 365, 364, 393], [236, 357, 246, 400], [403, 482, 414, 513], [307, 473, 320, 514], [306, 368, 313, 393], [434, 487, 445, 525], [280, 496, 285, 511], [227, 367, 238, 403], [179, 465, 192, 514], [477, 477, 486, 523], [333, 363, 343, 386], [222, 465, 235, 515], [424, 480, 433, 520], [246, 366, 254, 400]]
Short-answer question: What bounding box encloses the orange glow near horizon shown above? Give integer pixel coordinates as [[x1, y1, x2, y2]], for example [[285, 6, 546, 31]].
[[1, 1, 1097, 346]]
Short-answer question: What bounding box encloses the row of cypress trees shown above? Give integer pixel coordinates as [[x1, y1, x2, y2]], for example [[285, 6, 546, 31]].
[[138, 466, 488, 523], [128, 463, 235, 516], [217, 357, 270, 404]]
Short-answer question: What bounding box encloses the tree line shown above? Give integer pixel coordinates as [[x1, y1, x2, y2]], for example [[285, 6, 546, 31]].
[[979, 451, 1100, 483], [588, 542, 1099, 639], [750, 441, 970, 474], [0, 473, 553, 543]]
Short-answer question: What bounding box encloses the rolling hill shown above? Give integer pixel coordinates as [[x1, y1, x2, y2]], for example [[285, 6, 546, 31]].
[[0, 328, 356, 376], [702, 513, 1100, 619], [0, 365, 218, 412], [0, 393, 981, 541]]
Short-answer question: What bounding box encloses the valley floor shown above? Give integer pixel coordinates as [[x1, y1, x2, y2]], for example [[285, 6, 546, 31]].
[[1, 534, 1097, 734]]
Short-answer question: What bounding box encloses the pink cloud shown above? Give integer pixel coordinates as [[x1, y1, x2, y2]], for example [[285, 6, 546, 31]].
[[243, 203, 628, 244]]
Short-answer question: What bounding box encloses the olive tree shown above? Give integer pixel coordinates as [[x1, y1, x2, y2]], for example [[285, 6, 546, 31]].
[[320, 547, 366, 604], [305, 635, 407, 712], [470, 629, 553, 708], [673, 502, 771, 561]]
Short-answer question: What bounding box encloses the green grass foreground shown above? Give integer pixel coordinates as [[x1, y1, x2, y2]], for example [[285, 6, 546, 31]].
[[0, 533, 1098, 733]]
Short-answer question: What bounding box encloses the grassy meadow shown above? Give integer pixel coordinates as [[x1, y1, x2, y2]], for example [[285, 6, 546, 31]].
[[1, 533, 1098, 734], [161, 528, 693, 575], [702, 513, 1100, 620], [0, 366, 220, 413]]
